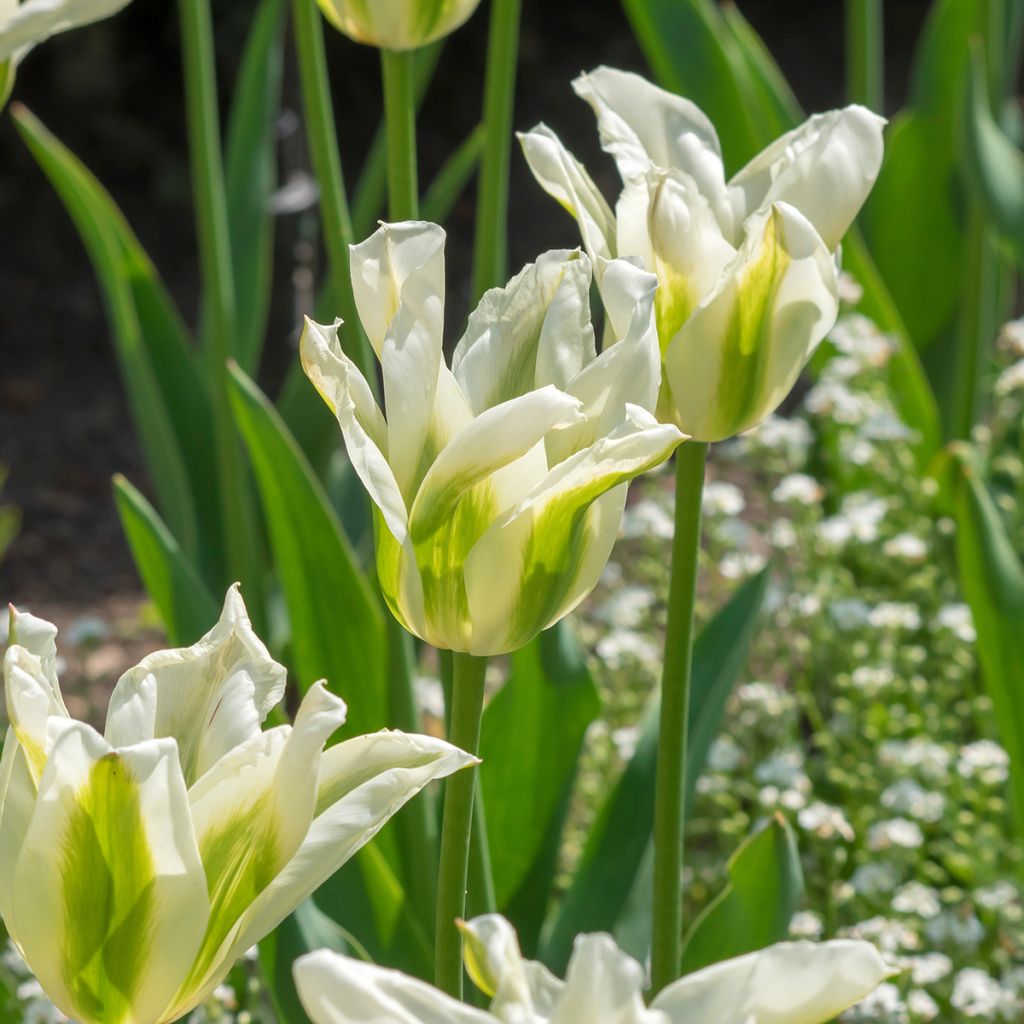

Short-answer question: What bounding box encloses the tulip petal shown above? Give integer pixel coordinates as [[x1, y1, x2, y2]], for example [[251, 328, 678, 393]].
[[3, 638, 69, 781], [105, 585, 288, 786], [12, 723, 208, 1024], [451, 249, 595, 414], [664, 202, 838, 442], [294, 949, 495, 1024], [518, 125, 617, 266], [0, 730, 36, 934], [209, 731, 476, 981], [573, 66, 732, 231], [464, 408, 682, 654], [727, 105, 886, 250], [651, 939, 894, 1024], [0, 0, 133, 63], [168, 682, 347, 1014], [7, 606, 60, 687], [408, 386, 584, 650]]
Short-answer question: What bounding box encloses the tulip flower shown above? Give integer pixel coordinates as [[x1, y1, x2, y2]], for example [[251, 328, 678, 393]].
[[301, 221, 683, 656], [294, 913, 894, 1023], [0, 585, 475, 1024], [0, 0, 133, 107], [314, 0, 482, 50], [519, 66, 886, 442]]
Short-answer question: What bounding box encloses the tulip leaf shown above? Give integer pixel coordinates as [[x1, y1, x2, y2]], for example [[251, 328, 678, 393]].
[[480, 623, 601, 914], [952, 450, 1024, 830], [225, 0, 286, 372], [541, 566, 770, 972], [679, 814, 803, 975], [12, 106, 223, 581], [112, 475, 220, 647], [227, 365, 387, 737]]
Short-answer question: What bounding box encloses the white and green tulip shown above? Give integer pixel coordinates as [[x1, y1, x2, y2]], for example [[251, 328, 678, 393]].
[[294, 913, 894, 1024], [314, 0, 482, 50], [0, 586, 475, 1024], [520, 66, 886, 442], [301, 221, 684, 656], [0, 0, 134, 107]]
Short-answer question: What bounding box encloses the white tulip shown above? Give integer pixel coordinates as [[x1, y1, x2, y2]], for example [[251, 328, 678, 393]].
[[301, 221, 683, 656], [520, 66, 886, 442], [294, 913, 894, 1024], [315, 0, 483, 50], [0, 586, 475, 1024]]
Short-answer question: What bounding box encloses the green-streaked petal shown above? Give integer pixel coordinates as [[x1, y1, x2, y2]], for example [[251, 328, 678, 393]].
[[464, 408, 682, 655], [664, 202, 838, 442], [651, 939, 894, 1024], [195, 731, 476, 989], [12, 724, 208, 1024], [105, 585, 287, 786], [168, 682, 346, 1016], [3, 639, 69, 781], [315, 0, 482, 50], [727, 105, 886, 250], [0, 729, 36, 934], [0, 0, 133, 63], [451, 249, 595, 413], [301, 316, 410, 545], [294, 949, 496, 1024], [572, 66, 731, 231], [374, 509, 430, 642], [616, 170, 735, 354], [518, 125, 617, 267]]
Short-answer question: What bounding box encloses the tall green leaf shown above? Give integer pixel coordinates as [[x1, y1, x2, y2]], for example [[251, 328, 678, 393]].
[[225, 0, 286, 372], [952, 449, 1024, 831], [679, 814, 803, 974], [227, 364, 387, 736], [112, 475, 219, 647], [541, 567, 770, 971]]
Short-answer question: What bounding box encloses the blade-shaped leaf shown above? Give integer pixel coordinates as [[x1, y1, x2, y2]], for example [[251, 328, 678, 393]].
[[679, 814, 803, 975], [227, 364, 387, 736], [112, 474, 219, 647], [225, 0, 286, 372], [952, 449, 1024, 831], [541, 567, 770, 972]]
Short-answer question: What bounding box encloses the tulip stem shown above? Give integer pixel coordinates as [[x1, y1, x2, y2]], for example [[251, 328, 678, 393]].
[[292, 0, 376, 390], [844, 0, 884, 111], [435, 652, 487, 998], [472, 0, 522, 299], [381, 47, 419, 220], [651, 440, 707, 994], [178, 0, 261, 603]]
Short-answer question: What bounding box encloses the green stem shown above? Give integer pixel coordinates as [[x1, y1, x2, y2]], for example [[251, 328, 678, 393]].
[[292, 0, 376, 390], [650, 441, 707, 994], [435, 652, 487, 997], [844, 0, 884, 111], [179, 0, 259, 601], [381, 48, 419, 221], [471, 0, 522, 299]]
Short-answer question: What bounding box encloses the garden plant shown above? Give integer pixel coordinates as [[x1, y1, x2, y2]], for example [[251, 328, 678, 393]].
[[1, 0, 1023, 1021]]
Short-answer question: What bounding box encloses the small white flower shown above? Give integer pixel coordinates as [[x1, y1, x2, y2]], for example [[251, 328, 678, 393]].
[[621, 497, 676, 540], [903, 952, 953, 985], [799, 801, 855, 841], [595, 628, 661, 669], [995, 358, 1024, 396], [925, 910, 985, 949], [594, 585, 656, 628], [892, 882, 941, 919], [840, 981, 907, 1022], [755, 748, 811, 791], [934, 603, 977, 643], [702, 480, 745, 516], [719, 551, 767, 579], [790, 910, 825, 940], [868, 602, 922, 631], [830, 598, 872, 631], [879, 738, 952, 781], [998, 317, 1024, 357], [706, 735, 744, 773], [882, 533, 927, 563], [881, 780, 945, 823], [773, 472, 823, 505], [906, 989, 939, 1021], [957, 740, 1010, 784], [851, 862, 900, 897], [845, 916, 920, 954], [974, 880, 1019, 910], [868, 818, 924, 851], [951, 968, 1015, 1017], [850, 665, 896, 696]]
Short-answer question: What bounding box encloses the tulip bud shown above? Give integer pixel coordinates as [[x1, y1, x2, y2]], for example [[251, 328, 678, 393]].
[[315, 0, 483, 50]]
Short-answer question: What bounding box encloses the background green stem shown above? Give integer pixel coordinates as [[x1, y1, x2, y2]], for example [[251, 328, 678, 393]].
[[471, 0, 522, 299], [381, 48, 419, 221], [651, 442, 707, 994], [292, 0, 376, 389], [435, 652, 487, 997], [844, 0, 884, 111], [178, 0, 261, 602]]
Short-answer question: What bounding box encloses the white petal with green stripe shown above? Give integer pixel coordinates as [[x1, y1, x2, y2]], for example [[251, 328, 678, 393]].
[[11, 723, 208, 1024], [464, 408, 683, 654], [105, 585, 286, 786], [0, 729, 37, 936], [0, 0, 133, 63], [664, 202, 838, 442], [451, 249, 595, 413], [3, 640, 69, 781]]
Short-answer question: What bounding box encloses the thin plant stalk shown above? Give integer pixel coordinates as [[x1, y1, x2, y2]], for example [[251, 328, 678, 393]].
[[381, 47, 419, 220], [844, 0, 884, 111], [178, 0, 261, 599], [292, 0, 376, 389], [471, 0, 522, 299], [650, 441, 708, 994], [435, 652, 487, 997]]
